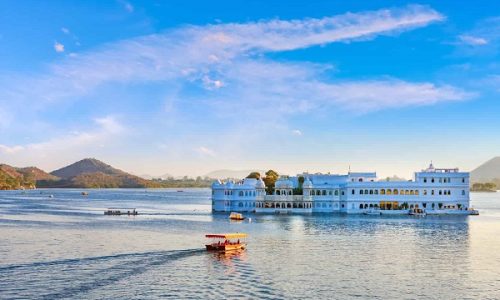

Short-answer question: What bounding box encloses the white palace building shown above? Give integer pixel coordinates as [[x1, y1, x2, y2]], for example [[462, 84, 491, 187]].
[[211, 163, 475, 215]]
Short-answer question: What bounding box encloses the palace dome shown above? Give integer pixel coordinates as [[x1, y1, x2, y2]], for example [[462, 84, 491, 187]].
[[256, 179, 266, 189], [303, 178, 313, 188], [275, 178, 293, 189]]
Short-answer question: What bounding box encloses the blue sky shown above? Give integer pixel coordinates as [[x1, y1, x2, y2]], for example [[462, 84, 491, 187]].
[[0, 1, 499, 178]]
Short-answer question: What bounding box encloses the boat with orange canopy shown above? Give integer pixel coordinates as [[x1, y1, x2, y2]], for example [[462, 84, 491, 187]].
[[205, 233, 247, 252]]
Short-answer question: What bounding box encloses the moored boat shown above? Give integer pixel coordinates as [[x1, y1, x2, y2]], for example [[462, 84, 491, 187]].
[[229, 212, 245, 220], [205, 233, 247, 252], [409, 208, 426, 216], [363, 209, 381, 215]]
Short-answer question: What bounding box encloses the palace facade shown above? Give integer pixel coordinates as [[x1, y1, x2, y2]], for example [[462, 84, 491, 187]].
[[211, 163, 472, 214]]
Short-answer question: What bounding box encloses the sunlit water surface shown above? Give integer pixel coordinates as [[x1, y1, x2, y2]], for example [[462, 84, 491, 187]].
[[1, 189, 499, 299]]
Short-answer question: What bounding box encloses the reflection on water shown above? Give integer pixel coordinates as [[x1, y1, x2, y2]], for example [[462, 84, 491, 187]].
[[0, 189, 499, 299]]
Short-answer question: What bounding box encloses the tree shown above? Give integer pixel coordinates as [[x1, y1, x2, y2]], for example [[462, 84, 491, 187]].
[[263, 170, 279, 194], [246, 172, 261, 179]]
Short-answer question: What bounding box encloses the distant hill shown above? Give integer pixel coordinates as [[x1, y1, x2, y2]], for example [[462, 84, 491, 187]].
[[471, 157, 500, 186], [204, 169, 266, 179], [379, 175, 408, 182], [45, 158, 160, 188]]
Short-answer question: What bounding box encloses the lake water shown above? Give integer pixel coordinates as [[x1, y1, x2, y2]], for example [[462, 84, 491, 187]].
[[0, 189, 499, 299]]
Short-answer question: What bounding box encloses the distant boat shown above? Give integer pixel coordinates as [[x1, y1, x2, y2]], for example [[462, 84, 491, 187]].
[[81, 192, 89, 196], [229, 212, 245, 220], [48, 195, 54, 198], [177, 190, 184, 192], [104, 208, 138, 216], [363, 210, 381, 215]]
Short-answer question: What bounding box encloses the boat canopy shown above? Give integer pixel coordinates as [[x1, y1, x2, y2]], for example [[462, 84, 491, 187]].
[[205, 233, 247, 239]]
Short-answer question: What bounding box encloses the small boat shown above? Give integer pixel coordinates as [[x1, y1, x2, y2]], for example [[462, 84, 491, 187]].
[[409, 208, 426, 216], [48, 194, 54, 198], [205, 233, 247, 252], [81, 192, 89, 196], [468, 209, 479, 215], [229, 212, 245, 220], [177, 190, 184, 192], [363, 210, 381, 215]]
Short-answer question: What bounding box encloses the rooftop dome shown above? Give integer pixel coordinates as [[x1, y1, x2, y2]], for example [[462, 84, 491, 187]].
[[275, 178, 293, 189], [256, 178, 266, 189], [303, 177, 313, 188]]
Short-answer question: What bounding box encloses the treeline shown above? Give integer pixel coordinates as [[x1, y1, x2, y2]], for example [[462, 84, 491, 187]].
[[151, 176, 214, 188], [471, 182, 497, 192]]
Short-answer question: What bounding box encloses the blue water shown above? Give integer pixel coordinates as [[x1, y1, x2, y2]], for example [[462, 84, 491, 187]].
[[1, 189, 499, 299]]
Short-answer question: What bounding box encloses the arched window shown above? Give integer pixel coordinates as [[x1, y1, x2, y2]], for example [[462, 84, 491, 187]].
[[394, 189, 398, 195], [238, 202, 243, 207], [431, 178, 435, 183], [462, 190, 465, 195], [431, 190, 435, 195], [287, 203, 292, 208], [335, 190, 339, 196], [322, 190, 326, 196], [415, 190, 419, 195], [329, 190, 332, 195], [369, 190, 373, 194], [276, 190, 280, 195], [405, 190, 410, 195], [359, 204, 363, 209], [360, 190, 364, 195], [351, 189, 355, 195], [364, 204, 368, 209], [359, 178, 363, 182], [374, 190, 378, 195], [289, 190, 292, 195], [364, 189, 368, 194], [439, 190, 442, 195], [387, 189, 392, 195], [239, 191, 243, 197], [381, 189, 386, 195]]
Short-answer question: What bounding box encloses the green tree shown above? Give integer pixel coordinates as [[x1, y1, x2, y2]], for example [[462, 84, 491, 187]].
[[263, 170, 279, 194], [246, 172, 261, 179]]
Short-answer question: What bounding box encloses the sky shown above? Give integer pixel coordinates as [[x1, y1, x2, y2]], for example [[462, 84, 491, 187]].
[[0, 0, 499, 178]]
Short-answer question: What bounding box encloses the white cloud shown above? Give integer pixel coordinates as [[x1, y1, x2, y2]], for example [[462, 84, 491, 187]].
[[458, 35, 488, 46], [54, 41, 65, 53], [292, 129, 303, 136], [61, 27, 70, 34], [196, 146, 216, 157]]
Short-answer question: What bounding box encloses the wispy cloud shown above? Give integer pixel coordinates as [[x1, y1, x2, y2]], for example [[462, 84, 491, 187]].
[[0, 116, 125, 168], [0, 5, 470, 170], [196, 146, 216, 157], [458, 34, 488, 46], [292, 129, 303, 136]]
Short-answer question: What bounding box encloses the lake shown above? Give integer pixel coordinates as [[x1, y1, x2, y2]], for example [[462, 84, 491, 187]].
[[1, 189, 499, 299]]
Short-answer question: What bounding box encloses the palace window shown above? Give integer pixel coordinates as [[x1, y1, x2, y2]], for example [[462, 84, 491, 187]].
[[462, 190, 465, 195], [439, 190, 442, 195], [360, 190, 364, 195], [431, 190, 435, 195], [374, 190, 378, 195], [369, 190, 373, 195], [462, 178, 465, 183], [431, 178, 435, 183], [387, 189, 392, 195], [322, 190, 326, 196], [335, 190, 339, 196], [424, 178, 427, 183], [364, 189, 369, 194], [352, 189, 355, 195], [381, 189, 386, 195], [394, 189, 398, 195], [239, 191, 244, 197]]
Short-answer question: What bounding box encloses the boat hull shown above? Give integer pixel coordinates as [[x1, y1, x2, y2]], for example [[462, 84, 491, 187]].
[[206, 244, 246, 252]]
